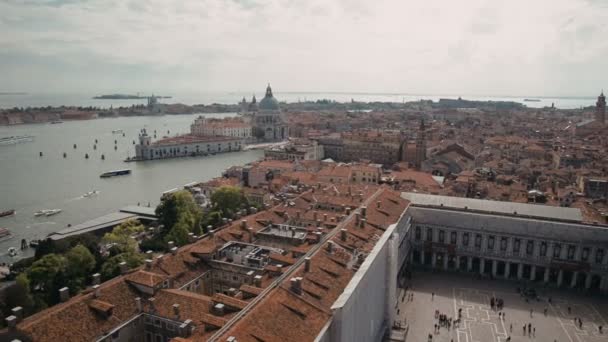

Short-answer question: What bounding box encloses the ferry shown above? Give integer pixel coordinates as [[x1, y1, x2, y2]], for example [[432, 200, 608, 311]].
[[0, 209, 15, 218], [0, 135, 34, 145], [0, 227, 11, 240], [100, 169, 132, 178]]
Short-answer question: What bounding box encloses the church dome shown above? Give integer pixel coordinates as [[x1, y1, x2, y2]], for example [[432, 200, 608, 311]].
[[258, 84, 280, 111]]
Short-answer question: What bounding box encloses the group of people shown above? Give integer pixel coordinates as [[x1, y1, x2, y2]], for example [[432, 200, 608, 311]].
[[490, 296, 504, 310]]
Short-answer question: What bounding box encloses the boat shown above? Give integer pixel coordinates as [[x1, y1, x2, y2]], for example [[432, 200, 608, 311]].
[[0, 227, 11, 240], [112, 129, 124, 134], [0, 135, 34, 145], [83, 190, 99, 198], [0, 209, 15, 217], [523, 99, 541, 102], [8, 247, 17, 257], [45, 209, 62, 216], [34, 209, 60, 216], [100, 169, 131, 178], [51, 120, 63, 124], [29, 239, 40, 248]]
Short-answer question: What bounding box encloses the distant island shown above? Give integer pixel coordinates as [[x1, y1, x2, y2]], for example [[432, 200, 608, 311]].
[[0, 92, 27, 95], [93, 94, 172, 100]]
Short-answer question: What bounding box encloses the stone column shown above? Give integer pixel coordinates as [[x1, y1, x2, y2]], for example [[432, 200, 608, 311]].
[[557, 270, 564, 287], [585, 273, 592, 290], [456, 256, 461, 271], [492, 260, 497, 277], [517, 263, 523, 280], [530, 265, 536, 281], [543, 268, 550, 283], [570, 271, 578, 288], [504, 262, 511, 279], [431, 253, 437, 268], [420, 251, 425, 265], [443, 254, 449, 270], [480, 258, 485, 274], [467, 257, 473, 272]]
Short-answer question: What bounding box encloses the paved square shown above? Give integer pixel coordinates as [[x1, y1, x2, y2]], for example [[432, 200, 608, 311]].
[[397, 272, 608, 342]]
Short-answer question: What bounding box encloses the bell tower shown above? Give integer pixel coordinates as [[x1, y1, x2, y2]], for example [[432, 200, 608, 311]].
[[596, 91, 606, 125], [415, 119, 427, 169]]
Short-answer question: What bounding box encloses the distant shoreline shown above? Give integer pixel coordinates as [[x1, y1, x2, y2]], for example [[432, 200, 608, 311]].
[[0, 92, 27, 96], [93, 94, 172, 100]]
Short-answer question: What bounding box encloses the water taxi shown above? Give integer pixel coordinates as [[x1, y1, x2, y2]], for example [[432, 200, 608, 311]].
[[0, 209, 15, 217], [0, 135, 34, 145], [34, 209, 62, 217]]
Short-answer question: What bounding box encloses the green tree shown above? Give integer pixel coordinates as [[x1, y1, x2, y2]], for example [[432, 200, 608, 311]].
[[66, 244, 96, 280], [100, 252, 144, 280], [210, 186, 249, 217], [27, 254, 67, 292], [2, 274, 34, 315], [103, 220, 144, 254], [155, 190, 201, 235]]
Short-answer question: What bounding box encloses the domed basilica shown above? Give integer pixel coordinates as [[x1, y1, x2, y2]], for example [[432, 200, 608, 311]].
[[241, 84, 288, 142]]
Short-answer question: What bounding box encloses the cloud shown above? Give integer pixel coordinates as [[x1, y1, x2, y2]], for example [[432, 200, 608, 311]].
[[0, 0, 607, 96]]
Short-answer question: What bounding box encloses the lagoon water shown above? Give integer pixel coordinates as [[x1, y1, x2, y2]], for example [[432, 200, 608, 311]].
[[0, 114, 263, 261]]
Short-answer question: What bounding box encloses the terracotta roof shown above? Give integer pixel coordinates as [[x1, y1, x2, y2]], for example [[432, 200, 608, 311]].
[[212, 293, 249, 310], [125, 270, 168, 288]]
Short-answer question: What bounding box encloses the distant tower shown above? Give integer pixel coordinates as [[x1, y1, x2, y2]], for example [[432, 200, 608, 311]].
[[596, 91, 606, 125], [415, 119, 427, 169]]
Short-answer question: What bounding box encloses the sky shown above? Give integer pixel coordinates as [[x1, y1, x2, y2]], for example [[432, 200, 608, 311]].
[[0, 0, 607, 97]]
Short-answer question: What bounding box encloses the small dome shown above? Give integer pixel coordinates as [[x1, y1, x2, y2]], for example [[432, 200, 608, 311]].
[[259, 84, 280, 111]]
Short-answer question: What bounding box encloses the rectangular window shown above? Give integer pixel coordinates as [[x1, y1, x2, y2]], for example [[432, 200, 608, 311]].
[[596, 249, 605, 264], [526, 241, 534, 255], [487, 236, 495, 250], [438, 230, 445, 243], [513, 239, 521, 253], [450, 231, 457, 244], [500, 237, 508, 251], [539, 242, 547, 257], [475, 234, 482, 248], [581, 247, 589, 261], [553, 243, 561, 258], [462, 233, 469, 246], [426, 228, 433, 242], [415, 226, 421, 240], [567, 245, 576, 260]]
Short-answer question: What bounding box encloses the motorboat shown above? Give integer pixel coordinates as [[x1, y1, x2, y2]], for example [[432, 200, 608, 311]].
[[0, 209, 15, 217], [8, 247, 17, 257], [29, 239, 40, 248], [45, 209, 62, 216], [35, 209, 61, 216], [112, 129, 124, 134], [83, 190, 100, 198], [0, 227, 11, 240], [100, 169, 131, 178], [0, 135, 34, 145]]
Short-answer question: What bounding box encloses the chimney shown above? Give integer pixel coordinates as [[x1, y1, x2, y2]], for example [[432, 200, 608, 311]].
[[377, 200, 381, 208], [290, 277, 302, 295], [227, 337, 238, 342], [92, 273, 101, 285], [214, 303, 225, 316], [148, 297, 156, 313], [254, 275, 263, 287], [356, 212, 360, 225], [171, 246, 178, 255], [168, 241, 175, 249], [323, 213, 328, 221], [326, 241, 334, 253], [92, 284, 101, 298], [346, 207, 351, 215], [296, 211, 301, 219], [135, 297, 142, 312], [145, 259, 153, 270], [179, 319, 193, 337], [146, 250, 153, 258], [360, 218, 367, 228], [340, 229, 347, 241], [207, 225, 213, 232], [188, 232, 195, 242], [313, 211, 318, 222], [59, 287, 70, 302], [361, 206, 367, 217], [315, 231, 323, 242], [248, 227, 254, 243], [304, 257, 311, 272], [119, 261, 128, 274], [11, 307, 23, 322], [173, 304, 180, 319], [240, 219, 247, 230], [5, 315, 17, 329]]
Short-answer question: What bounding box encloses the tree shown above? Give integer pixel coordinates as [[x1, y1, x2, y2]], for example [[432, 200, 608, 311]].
[[2, 274, 34, 315], [164, 216, 191, 246], [27, 254, 67, 292], [100, 252, 144, 280], [66, 244, 96, 279], [155, 191, 201, 235], [210, 186, 249, 217], [103, 220, 144, 254]]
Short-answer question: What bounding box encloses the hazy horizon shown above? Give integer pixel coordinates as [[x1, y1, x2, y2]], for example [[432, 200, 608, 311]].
[[1, 0, 607, 96]]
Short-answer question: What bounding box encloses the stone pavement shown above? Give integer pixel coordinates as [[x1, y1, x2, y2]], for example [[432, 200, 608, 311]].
[[397, 272, 608, 342]]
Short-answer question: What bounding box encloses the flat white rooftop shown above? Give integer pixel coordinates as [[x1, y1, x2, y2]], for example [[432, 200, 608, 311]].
[[401, 192, 583, 223]]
